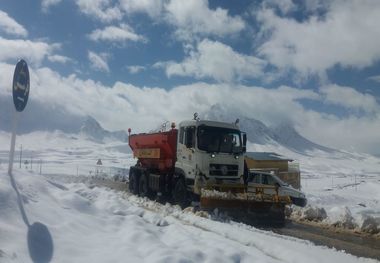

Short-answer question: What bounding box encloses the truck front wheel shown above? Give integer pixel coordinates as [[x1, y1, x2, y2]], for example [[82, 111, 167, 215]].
[[173, 178, 190, 209]]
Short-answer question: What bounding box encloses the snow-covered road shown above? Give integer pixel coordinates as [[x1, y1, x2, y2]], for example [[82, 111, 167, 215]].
[[89, 177, 380, 260], [0, 169, 378, 263]]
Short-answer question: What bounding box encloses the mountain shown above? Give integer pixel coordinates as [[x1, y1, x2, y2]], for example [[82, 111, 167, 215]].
[[80, 116, 128, 142], [238, 117, 278, 145], [0, 95, 127, 142], [271, 122, 335, 154], [204, 104, 336, 154], [0, 95, 84, 134]]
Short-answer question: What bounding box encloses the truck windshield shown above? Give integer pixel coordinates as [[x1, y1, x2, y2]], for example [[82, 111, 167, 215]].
[[197, 126, 242, 153]]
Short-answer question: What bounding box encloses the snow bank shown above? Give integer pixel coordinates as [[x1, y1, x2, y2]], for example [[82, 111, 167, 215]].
[[360, 216, 380, 234], [292, 205, 327, 222], [328, 206, 357, 229], [291, 204, 380, 235]]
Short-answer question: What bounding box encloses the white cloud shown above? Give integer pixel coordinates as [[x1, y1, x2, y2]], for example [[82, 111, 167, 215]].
[[297, 113, 380, 156], [41, 0, 62, 13], [1, 60, 379, 154], [119, 0, 164, 18], [164, 0, 245, 40], [88, 23, 146, 43], [29, 67, 117, 124], [368, 75, 380, 83], [256, 0, 380, 76], [72, 0, 244, 41], [84, 81, 319, 133], [75, 0, 123, 23], [0, 37, 58, 65], [88, 51, 110, 72], [320, 84, 379, 113], [0, 62, 16, 94], [0, 60, 316, 134], [48, 54, 73, 64], [262, 0, 296, 14], [161, 39, 266, 82], [0, 10, 28, 37], [127, 65, 145, 74]]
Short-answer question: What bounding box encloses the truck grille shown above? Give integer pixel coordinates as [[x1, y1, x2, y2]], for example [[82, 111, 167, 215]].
[[209, 164, 239, 177]]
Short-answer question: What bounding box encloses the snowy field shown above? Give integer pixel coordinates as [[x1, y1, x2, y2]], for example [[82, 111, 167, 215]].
[[252, 142, 380, 230], [0, 131, 379, 262], [0, 131, 134, 178]]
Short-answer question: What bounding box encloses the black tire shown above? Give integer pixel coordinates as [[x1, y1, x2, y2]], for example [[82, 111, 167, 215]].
[[128, 172, 134, 192], [129, 170, 139, 195], [173, 178, 190, 209], [270, 204, 286, 227], [138, 174, 153, 198]]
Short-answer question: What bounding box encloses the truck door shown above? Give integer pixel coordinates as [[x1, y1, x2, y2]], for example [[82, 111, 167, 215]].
[[177, 126, 196, 179]]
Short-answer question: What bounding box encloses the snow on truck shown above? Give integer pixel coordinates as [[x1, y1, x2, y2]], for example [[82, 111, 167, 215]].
[[128, 116, 291, 225]]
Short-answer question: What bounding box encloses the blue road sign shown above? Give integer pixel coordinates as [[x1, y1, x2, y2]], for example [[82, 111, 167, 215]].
[[12, 59, 30, 112]]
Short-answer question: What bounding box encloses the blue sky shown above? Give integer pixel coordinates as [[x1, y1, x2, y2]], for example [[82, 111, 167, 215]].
[[0, 0, 379, 154]]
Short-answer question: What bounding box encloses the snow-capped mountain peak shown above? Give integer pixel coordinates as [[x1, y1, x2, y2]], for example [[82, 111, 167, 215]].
[[203, 104, 335, 155], [80, 116, 127, 142], [271, 122, 335, 154]]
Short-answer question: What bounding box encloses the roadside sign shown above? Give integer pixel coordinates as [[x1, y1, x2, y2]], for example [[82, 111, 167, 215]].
[[8, 59, 30, 176], [12, 59, 30, 112]]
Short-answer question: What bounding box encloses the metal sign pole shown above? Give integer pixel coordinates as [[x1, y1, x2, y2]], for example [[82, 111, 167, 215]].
[[8, 111, 20, 175], [19, 144, 22, 168]]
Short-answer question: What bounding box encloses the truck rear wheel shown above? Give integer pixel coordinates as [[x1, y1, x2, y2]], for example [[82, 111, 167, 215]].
[[269, 204, 286, 227], [173, 178, 190, 209], [139, 174, 153, 198], [129, 170, 139, 195]]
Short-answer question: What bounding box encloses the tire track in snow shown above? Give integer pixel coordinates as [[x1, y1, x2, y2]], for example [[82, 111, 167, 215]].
[[121, 192, 375, 263]]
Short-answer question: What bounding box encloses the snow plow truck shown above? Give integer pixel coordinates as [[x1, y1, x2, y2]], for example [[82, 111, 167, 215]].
[[128, 116, 291, 225]]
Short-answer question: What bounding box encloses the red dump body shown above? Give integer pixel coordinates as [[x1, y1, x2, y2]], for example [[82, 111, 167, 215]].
[[128, 129, 178, 173]]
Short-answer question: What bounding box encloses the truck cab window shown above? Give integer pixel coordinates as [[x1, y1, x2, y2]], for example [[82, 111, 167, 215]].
[[179, 127, 185, 144], [219, 134, 234, 152], [185, 127, 195, 148], [197, 126, 242, 153]]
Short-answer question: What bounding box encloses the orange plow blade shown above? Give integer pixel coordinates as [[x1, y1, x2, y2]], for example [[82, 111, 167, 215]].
[[199, 185, 291, 226]]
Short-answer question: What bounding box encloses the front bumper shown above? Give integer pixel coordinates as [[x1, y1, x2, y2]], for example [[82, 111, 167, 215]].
[[290, 196, 307, 207]]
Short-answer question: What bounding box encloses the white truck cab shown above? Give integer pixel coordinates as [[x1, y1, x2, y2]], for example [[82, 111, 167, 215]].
[[175, 119, 247, 194], [247, 170, 307, 207]]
